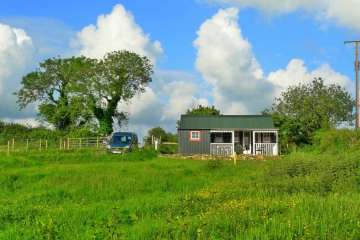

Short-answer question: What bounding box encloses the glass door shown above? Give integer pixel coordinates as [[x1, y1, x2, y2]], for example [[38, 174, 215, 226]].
[[243, 131, 251, 154]]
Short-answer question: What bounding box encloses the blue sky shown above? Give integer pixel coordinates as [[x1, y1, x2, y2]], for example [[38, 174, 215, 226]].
[[1, 0, 356, 74], [0, 0, 359, 132]]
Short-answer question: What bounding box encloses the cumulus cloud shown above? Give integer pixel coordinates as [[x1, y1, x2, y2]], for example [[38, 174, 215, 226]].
[[210, 0, 360, 31], [0, 23, 36, 121], [162, 80, 209, 121], [268, 59, 352, 96], [194, 8, 273, 114], [194, 8, 352, 114], [75, 4, 163, 62], [0, 23, 33, 93], [117, 87, 162, 126]]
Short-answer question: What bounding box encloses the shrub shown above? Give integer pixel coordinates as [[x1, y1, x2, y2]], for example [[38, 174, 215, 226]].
[[267, 130, 360, 195], [313, 129, 360, 154], [159, 144, 178, 154]]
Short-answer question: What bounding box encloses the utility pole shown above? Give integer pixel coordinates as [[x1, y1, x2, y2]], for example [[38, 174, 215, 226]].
[[345, 40, 360, 129]]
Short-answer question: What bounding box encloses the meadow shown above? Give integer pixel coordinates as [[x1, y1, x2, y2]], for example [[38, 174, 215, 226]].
[[0, 130, 360, 239]]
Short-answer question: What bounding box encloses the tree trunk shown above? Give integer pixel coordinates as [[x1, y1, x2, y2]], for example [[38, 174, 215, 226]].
[[93, 97, 120, 135]]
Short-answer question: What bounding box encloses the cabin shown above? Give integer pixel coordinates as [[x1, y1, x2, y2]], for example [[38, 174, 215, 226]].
[[178, 115, 279, 156]]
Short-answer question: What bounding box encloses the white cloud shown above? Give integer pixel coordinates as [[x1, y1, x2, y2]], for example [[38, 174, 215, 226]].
[[1, 17, 76, 58], [194, 8, 272, 114], [162, 80, 209, 121], [75, 4, 163, 62], [268, 59, 352, 96], [0, 23, 33, 94], [194, 8, 352, 114], [117, 87, 162, 126], [0, 23, 35, 120], [210, 0, 360, 31]]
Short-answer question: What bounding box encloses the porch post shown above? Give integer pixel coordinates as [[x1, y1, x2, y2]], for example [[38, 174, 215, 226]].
[[232, 131, 235, 157], [252, 131, 256, 155], [275, 131, 279, 156]]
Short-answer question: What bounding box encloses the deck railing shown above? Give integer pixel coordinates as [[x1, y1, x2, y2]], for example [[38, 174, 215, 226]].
[[254, 143, 278, 156], [210, 143, 234, 156]]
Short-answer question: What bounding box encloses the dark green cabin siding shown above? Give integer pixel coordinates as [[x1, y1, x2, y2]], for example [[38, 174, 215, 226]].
[[178, 130, 210, 155]]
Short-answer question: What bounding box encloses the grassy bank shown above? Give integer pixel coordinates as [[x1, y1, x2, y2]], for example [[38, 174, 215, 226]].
[[0, 131, 359, 239]]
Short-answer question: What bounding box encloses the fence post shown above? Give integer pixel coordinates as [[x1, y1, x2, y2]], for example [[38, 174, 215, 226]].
[[39, 139, 42, 152], [67, 138, 70, 150], [59, 138, 62, 150], [12, 138, 15, 152], [45, 140, 48, 150], [7, 141, 10, 155], [26, 139, 29, 152], [96, 137, 99, 149]]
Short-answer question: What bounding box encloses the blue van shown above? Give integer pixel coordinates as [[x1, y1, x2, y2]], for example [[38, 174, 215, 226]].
[[107, 132, 138, 153]]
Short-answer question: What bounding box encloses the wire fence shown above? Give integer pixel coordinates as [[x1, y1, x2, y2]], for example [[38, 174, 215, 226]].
[[0, 137, 108, 155]]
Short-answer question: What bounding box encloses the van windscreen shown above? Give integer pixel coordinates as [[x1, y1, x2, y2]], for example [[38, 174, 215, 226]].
[[113, 135, 131, 144]]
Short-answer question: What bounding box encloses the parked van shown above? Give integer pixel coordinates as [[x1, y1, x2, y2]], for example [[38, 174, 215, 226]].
[[107, 132, 138, 153]]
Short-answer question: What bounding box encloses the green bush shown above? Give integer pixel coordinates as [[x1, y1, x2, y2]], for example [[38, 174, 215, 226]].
[[267, 129, 360, 195], [313, 129, 360, 154], [159, 144, 178, 154]]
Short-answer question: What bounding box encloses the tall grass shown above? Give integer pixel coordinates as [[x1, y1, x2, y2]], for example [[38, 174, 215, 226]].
[[0, 130, 359, 239]]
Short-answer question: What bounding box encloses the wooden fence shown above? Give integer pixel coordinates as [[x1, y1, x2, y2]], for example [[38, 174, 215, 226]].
[[0, 137, 108, 155]]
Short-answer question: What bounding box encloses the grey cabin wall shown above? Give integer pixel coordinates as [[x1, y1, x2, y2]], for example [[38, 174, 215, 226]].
[[178, 130, 210, 155]]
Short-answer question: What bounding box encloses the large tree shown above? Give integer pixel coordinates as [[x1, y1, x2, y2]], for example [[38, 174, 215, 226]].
[[86, 51, 153, 134], [16, 57, 95, 130], [16, 51, 153, 134], [265, 78, 354, 148]]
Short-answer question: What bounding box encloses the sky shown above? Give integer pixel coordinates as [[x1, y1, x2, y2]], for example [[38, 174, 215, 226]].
[[0, 0, 359, 136]]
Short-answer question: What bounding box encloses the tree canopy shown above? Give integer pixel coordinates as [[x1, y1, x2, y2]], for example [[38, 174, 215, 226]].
[[16, 57, 95, 130], [264, 78, 354, 148], [16, 51, 153, 134], [86, 51, 153, 134], [186, 105, 220, 116]]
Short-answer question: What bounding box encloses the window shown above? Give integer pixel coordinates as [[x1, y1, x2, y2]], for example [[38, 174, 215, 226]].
[[190, 131, 201, 141], [255, 132, 277, 143], [210, 132, 232, 143]]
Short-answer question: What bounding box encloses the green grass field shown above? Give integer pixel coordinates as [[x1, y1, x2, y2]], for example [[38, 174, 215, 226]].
[[1, 131, 360, 239]]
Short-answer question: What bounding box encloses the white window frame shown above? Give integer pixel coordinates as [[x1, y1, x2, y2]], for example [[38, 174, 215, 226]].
[[189, 131, 201, 142]]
